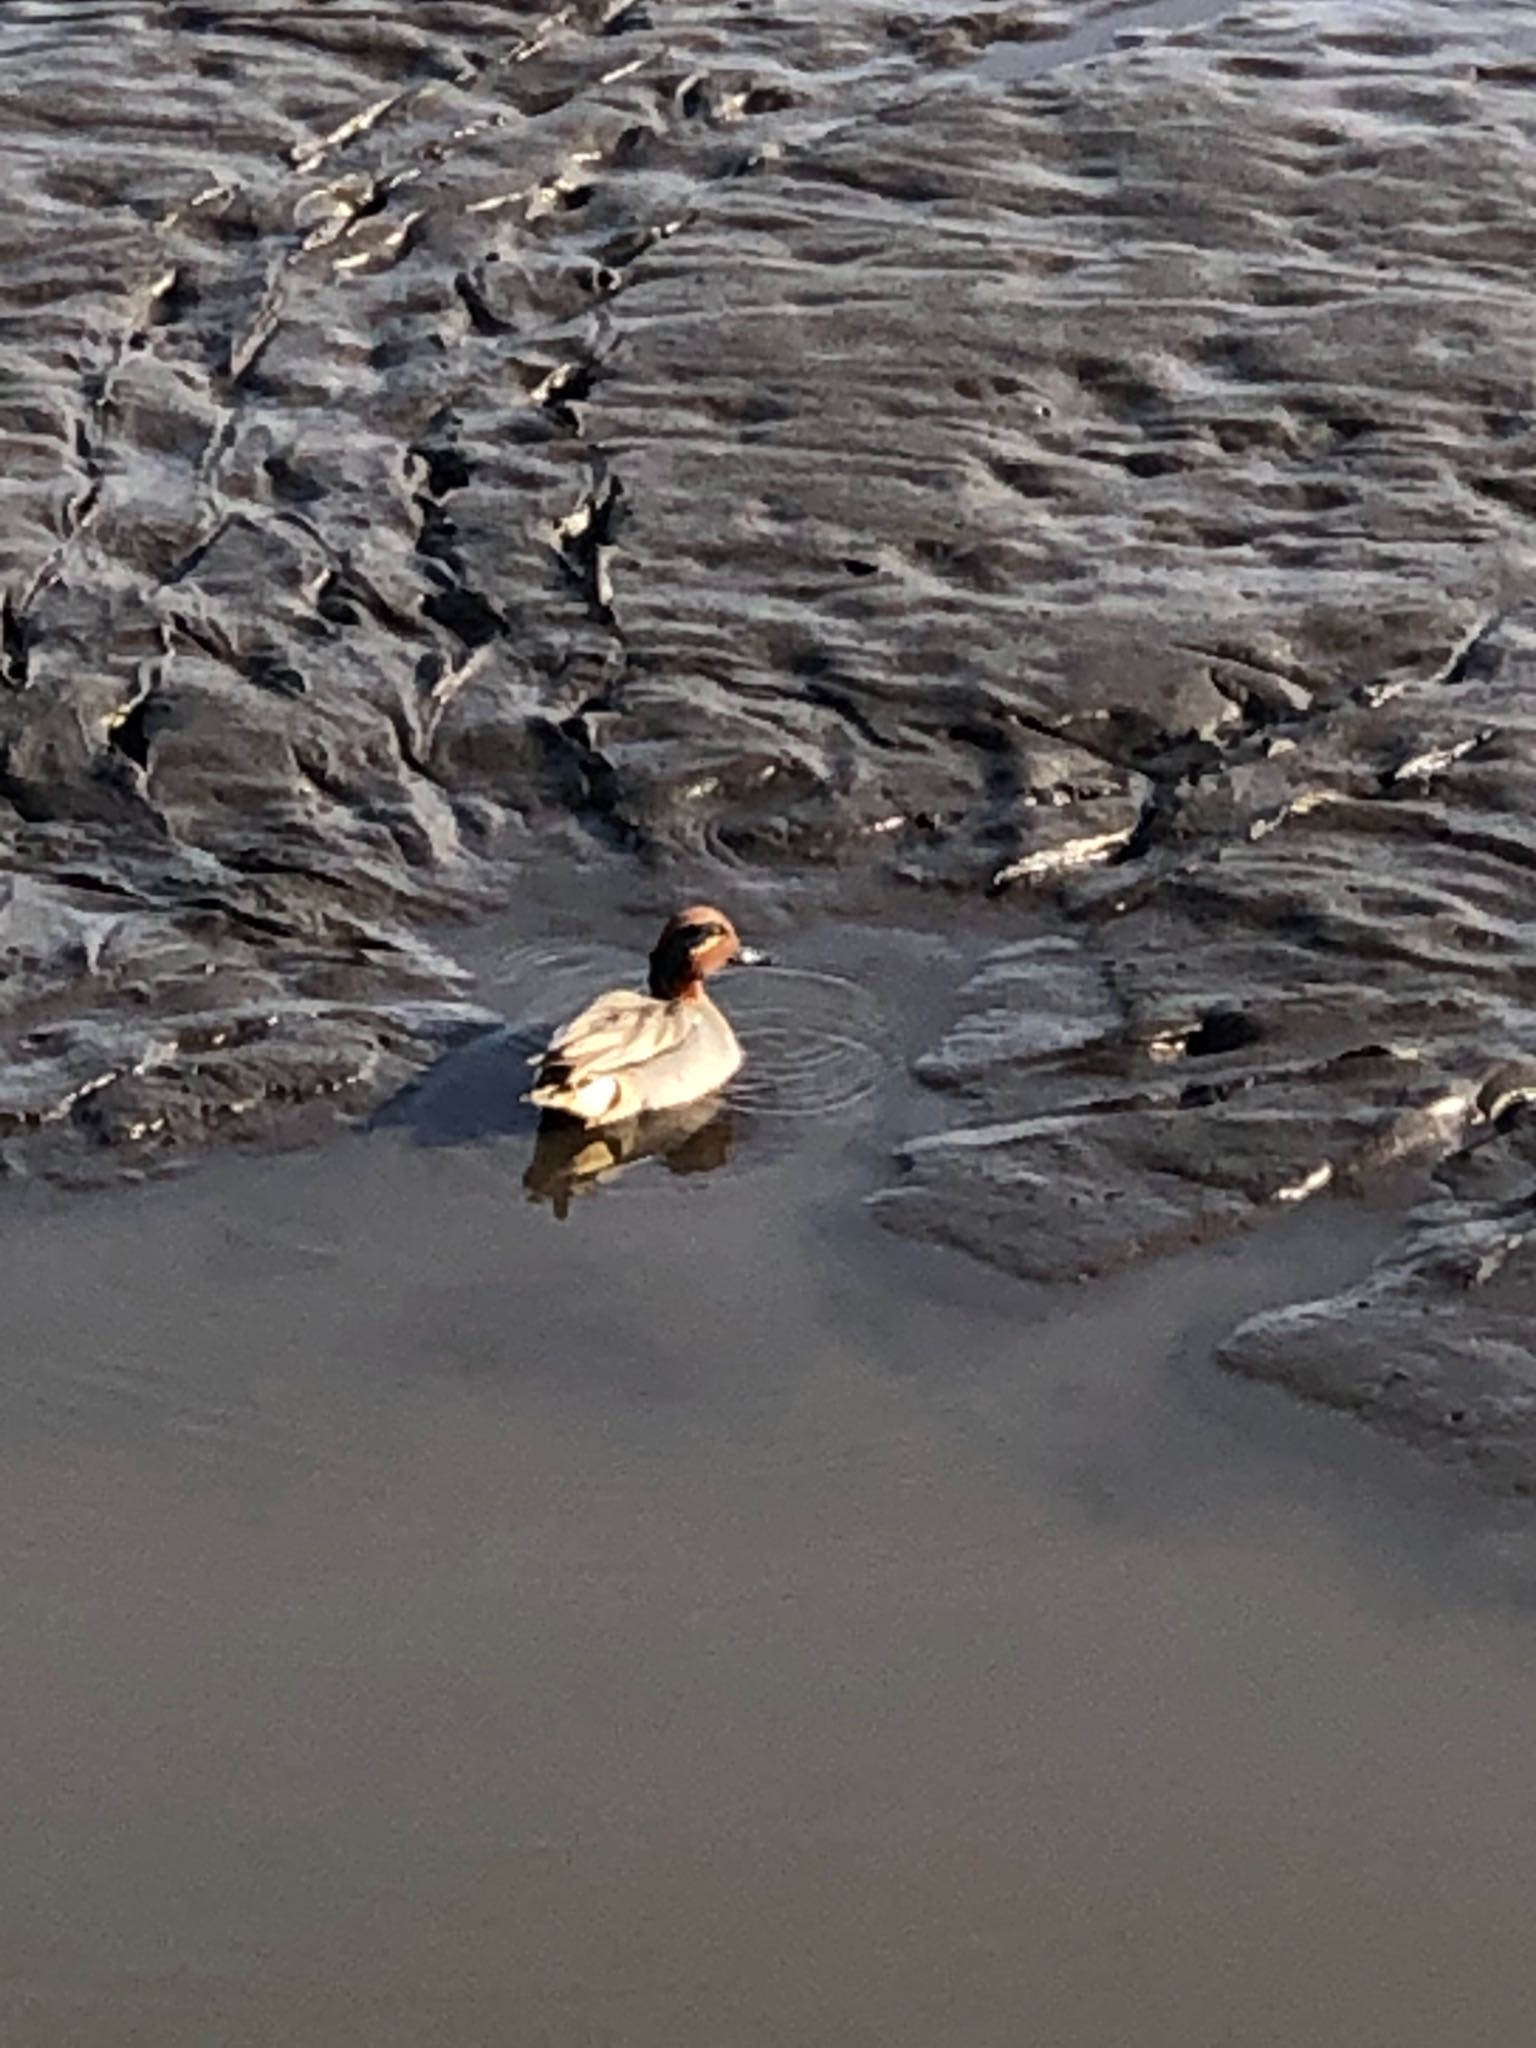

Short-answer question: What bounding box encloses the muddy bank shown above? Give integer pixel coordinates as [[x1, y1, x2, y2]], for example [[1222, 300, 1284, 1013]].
[[1220, 1106, 1536, 1493], [4, 0, 1536, 1472]]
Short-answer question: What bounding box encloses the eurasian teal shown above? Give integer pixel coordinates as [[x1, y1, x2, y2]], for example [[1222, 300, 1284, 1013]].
[[526, 906, 764, 1125]]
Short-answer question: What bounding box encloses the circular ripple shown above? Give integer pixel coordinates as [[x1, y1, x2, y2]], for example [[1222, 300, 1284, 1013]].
[[723, 965, 896, 1118], [483, 939, 634, 1034], [483, 950, 895, 1118]]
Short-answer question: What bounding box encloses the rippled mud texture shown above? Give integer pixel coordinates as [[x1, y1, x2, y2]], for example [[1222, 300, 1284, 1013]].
[[881, 594, 1536, 1483], [1221, 1100, 1536, 1494], [0, 0, 1109, 1172], [866, 1, 1536, 1484], [5, 0, 1536, 1471]]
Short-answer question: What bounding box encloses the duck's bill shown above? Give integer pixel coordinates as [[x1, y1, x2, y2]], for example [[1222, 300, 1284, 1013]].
[[734, 945, 771, 967]]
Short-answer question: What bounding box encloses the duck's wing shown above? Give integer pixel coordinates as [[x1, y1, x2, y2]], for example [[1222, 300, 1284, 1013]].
[[533, 989, 689, 1080], [536, 989, 647, 1059]]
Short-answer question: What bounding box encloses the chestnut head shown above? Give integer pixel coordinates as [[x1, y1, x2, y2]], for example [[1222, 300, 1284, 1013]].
[[647, 906, 767, 999]]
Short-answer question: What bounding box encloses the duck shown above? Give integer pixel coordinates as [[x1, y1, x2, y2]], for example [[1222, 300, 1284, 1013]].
[[525, 906, 765, 1126]]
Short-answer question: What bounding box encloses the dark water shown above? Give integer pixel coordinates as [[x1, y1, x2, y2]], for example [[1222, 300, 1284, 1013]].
[[6, 914, 1536, 2046]]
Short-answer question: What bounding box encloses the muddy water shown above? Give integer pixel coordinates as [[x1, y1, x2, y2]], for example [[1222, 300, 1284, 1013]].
[[3, 914, 1536, 2045]]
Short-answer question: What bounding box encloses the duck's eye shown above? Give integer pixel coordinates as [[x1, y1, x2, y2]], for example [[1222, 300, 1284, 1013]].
[[678, 921, 725, 947]]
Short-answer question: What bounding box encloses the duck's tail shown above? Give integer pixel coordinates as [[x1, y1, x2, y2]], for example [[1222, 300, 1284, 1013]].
[[525, 1072, 624, 1123]]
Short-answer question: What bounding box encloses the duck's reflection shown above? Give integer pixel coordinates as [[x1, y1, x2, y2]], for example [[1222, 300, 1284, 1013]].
[[523, 1101, 737, 1219]]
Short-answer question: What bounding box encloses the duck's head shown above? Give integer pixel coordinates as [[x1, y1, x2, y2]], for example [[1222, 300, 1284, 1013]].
[[648, 905, 767, 999]]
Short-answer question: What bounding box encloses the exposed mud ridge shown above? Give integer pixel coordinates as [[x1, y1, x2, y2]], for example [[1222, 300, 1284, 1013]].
[[4, 0, 1536, 1476], [0, 0, 948, 1174], [1221, 1103, 1536, 1495]]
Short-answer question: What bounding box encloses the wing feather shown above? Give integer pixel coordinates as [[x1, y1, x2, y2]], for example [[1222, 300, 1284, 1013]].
[[531, 988, 690, 1083], [538, 989, 641, 1052]]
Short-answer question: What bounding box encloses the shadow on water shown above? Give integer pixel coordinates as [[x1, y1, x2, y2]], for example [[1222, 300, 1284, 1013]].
[[370, 1025, 545, 1147]]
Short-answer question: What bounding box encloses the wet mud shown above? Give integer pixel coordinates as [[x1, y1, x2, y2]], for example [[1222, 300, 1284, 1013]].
[[4, 0, 1536, 1473]]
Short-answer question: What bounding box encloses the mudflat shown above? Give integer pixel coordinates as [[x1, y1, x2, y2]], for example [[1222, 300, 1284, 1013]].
[[5, 0, 1536, 1458]]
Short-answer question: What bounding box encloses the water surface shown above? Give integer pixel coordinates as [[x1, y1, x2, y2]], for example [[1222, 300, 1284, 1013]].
[[5, 917, 1536, 2046]]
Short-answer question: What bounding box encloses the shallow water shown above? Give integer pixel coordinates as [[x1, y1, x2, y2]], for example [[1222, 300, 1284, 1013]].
[[981, 0, 1247, 80], [6, 917, 1536, 2045]]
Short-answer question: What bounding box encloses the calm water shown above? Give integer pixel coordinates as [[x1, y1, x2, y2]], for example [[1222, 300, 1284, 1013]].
[[4, 914, 1536, 2047]]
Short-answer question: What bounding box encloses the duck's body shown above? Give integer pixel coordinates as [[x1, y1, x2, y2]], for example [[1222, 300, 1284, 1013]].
[[526, 907, 759, 1127], [527, 984, 743, 1125]]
